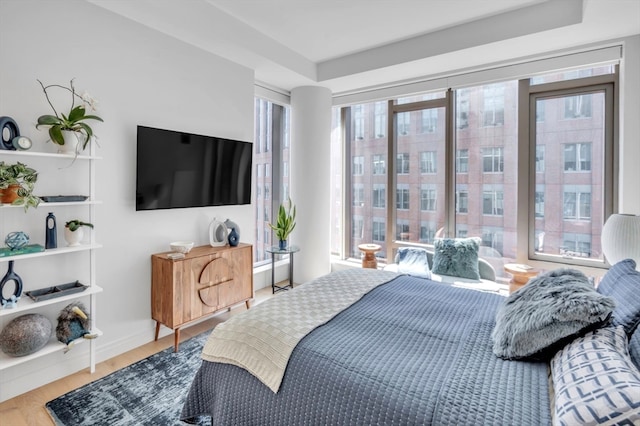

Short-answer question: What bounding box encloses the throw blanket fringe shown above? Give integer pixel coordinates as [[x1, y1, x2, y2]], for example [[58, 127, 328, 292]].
[[202, 269, 399, 392]]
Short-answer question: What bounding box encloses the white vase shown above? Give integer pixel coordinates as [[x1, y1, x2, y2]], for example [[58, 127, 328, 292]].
[[64, 227, 84, 246], [60, 130, 84, 155]]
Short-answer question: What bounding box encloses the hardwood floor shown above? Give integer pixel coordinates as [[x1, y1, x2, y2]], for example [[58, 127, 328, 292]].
[[0, 286, 275, 426]]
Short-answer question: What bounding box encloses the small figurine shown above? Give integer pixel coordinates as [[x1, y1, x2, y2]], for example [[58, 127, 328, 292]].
[[56, 302, 98, 352]]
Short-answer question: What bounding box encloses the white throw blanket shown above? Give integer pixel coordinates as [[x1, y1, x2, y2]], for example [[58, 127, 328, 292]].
[[202, 268, 399, 392]]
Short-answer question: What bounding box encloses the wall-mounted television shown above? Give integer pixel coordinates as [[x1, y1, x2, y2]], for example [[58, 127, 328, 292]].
[[136, 125, 252, 211]]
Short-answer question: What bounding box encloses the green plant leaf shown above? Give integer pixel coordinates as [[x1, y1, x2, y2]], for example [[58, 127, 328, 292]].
[[68, 106, 86, 122], [49, 125, 64, 145], [37, 115, 62, 126]]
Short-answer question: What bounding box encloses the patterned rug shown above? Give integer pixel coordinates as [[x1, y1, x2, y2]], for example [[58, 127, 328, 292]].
[[46, 331, 211, 426]]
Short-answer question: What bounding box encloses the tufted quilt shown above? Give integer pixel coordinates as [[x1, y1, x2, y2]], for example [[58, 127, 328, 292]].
[[182, 272, 552, 425]]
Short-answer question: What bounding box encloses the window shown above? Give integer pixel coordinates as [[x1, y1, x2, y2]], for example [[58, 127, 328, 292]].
[[397, 112, 410, 135], [564, 143, 591, 172], [421, 185, 437, 211], [536, 146, 545, 172], [420, 109, 437, 133], [353, 185, 364, 207], [397, 221, 410, 240], [535, 188, 545, 218], [353, 105, 364, 139], [353, 155, 364, 175], [352, 217, 364, 239], [456, 188, 468, 213], [254, 97, 290, 265], [374, 102, 386, 138], [483, 83, 505, 126], [420, 151, 437, 174], [397, 153, 410, 174], [372, 154, 386, 175], [396, 185, 410, 210], [373, 184, 385, 208], [483, 148, 504, 173], [456, 149, 469, 173], [483, 186, 504, 216], [561, 233, 592, 257], [372, 220, 385, 242], [482, 227, 503, 254], [563, 186, 591, 220], [456, 89, 470, 129], [420, 222, 437, 243], [564, 94, 592, 118]]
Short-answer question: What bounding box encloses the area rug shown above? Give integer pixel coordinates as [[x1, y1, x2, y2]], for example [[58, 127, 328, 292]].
[[46, 331, 211, 426]]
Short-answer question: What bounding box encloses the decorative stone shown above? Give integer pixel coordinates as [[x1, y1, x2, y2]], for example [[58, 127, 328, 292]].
[[0, 313, 52, 357]]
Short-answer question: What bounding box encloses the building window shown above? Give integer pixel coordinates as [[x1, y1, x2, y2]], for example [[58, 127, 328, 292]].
[[373, 184, 386, 208], [397, 153, 410, 174], [396, 185, 410, 210], [353, 105, 364, 140], [353, 155, 364, 175], [420, 151, 437, 174], [456, 89, 469, 129], [353, 185, 364, 207], [536, 146, 545, 172], [564, 143, 591, 172], [373, 220, 385, 242], [456, 189, 468, 213], [483, 187, 504, 216], [563, 186, 591, 220], [397, 112, 410, 135], [482, 147, 504, 173], [374, 102, 386, 138], [421, 185, 437, 211], [482, 228, 503, 254], [352, 217, 364, 239], [372, 154, 386, 175], [564, 94, 592, 119], [535, 189, 545, 218], [420, 222, 437, 243], [397, 221, 410, 240], [420, 109, 437, 133], [456, 149, 469, 173], [561, 233, 591, 257], [483, 83, 505, 126]]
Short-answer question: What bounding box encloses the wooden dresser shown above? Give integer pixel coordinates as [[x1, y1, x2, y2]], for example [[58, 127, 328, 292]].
[[151, 243, 253, 351]]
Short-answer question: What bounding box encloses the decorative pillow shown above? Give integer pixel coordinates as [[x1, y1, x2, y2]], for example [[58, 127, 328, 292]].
[[630, 327, 640, 371], [596, 258, 640, 336], [395, 247, 431, 279], [431, 237, 481, 280], [492, 268, 615, 360], [551, 326, 640, 426]]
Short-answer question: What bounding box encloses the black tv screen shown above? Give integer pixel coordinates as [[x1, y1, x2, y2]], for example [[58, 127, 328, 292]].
[[136, 126, 252, 211]]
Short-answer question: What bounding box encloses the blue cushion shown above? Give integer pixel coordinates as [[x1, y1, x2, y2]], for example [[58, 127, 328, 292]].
[[395, 247, 431, 279], [551, 326, 640, 426], [597, 259, 640, 336], [431, 237, 481, 280]]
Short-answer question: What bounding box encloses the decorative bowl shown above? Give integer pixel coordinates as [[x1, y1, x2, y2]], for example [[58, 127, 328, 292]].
[[170, 241, 194, 253]]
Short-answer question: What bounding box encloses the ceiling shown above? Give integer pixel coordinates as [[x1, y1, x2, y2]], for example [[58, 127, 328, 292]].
[[89, 0, 639, 94]]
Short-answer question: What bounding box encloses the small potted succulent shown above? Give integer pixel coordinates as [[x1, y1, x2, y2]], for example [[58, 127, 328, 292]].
[[64, 220, 93, 247], [268, 198, 296, 250], [0, 161, 40, 211]]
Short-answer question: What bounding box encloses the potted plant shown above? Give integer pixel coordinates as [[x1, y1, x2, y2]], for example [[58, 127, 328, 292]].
[[0, 161, 40, 210], [35, 79, 103, 154], [268, 198, 296, 250], [64, 220, 93, 247]]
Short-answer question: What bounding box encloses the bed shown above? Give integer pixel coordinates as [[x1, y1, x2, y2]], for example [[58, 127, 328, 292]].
[[181, 253, 640, 425]]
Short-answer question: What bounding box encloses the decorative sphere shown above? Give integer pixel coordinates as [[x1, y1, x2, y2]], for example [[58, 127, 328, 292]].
[[0, 313, 52, 357], [5, 231, 29, 250]]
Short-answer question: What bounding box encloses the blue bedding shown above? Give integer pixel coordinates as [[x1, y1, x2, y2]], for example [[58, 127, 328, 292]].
[[182, 274, 551, 425]]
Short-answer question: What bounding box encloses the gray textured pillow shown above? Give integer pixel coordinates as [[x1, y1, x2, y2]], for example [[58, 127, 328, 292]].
[[395, 247, 431, 278], [431, 237, 481, 280], [492, 268, 616, 360]]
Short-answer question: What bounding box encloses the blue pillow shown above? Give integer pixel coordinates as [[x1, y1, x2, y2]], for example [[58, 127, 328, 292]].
[[395, 247, 431, 279], [597, 259, 640, 336], [431, 237, 481, 280]]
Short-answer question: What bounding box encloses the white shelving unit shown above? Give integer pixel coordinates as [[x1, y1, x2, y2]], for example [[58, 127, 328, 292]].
[[0, 148, 101, 372]]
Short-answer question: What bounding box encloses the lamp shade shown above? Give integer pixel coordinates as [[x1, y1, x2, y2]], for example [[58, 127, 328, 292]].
[[601, 213, 640, 266]]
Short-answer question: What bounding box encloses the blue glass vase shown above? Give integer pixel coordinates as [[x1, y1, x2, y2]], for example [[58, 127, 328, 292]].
[[278, 239, 287, 250], [228, 227, 239, 247]]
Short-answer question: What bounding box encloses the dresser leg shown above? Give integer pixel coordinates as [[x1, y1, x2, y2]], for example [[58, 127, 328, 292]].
[[245, 300, 252, 309], [174, 328, 180, 352], [154, 322, 160, 341]]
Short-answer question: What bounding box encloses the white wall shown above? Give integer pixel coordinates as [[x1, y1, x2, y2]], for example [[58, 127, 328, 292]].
[[0, 0, 254, 400]]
